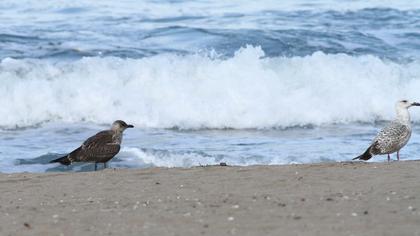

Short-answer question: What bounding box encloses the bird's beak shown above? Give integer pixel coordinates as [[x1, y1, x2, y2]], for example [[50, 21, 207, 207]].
[[126, 124, 134, 128], [411, 102, 420, 106]]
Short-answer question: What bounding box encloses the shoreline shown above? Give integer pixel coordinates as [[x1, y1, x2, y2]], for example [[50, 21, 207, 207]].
[[1, 161, 420, 235]]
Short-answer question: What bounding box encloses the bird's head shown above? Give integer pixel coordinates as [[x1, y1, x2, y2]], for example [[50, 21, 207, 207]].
[[111, 120, 134, 132], [396, 100, 420, 109]]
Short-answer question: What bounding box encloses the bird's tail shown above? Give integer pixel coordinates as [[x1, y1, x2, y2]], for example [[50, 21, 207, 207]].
[[353, 146, 373, 161], [50, 155, 71, 165], [50, 147, 81, 165]]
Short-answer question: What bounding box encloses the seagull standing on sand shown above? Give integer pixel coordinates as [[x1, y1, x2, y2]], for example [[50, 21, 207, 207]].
[[354, 100, 420, 162], [50, 120, 134, 170]]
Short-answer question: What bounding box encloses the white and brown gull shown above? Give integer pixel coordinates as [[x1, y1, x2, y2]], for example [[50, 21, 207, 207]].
[[354, 100, 420, 162], [50, 120, 134, 170]]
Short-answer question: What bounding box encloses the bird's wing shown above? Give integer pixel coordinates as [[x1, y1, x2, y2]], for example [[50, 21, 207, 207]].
[[372, 122, 410, 153], [83, 131, 113, 146], [79, 130, 121, 162]]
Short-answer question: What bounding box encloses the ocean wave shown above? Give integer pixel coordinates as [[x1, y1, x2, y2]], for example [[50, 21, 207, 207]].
[[1, 46, 420, 129], [118, 147, 289, 168], [2, 1, 420, 60]]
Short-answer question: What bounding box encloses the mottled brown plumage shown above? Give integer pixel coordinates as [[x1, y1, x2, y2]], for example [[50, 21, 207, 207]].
[[50, 120, 133, 170]]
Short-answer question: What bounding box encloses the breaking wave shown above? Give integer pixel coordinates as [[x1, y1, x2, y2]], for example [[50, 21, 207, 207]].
[[1, 46, 420, 129]]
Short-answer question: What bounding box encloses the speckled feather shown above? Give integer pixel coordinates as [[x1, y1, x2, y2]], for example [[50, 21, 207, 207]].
[[370, 121, 411, 155], [353, 100, 420, 161], [50, 120, 133, 167], [75, 130, 121, 163]]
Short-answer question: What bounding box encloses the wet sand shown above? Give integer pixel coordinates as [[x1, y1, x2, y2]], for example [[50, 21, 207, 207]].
[[1, 161, 420, 236]]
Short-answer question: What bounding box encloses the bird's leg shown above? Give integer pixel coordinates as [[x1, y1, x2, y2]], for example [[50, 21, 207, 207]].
[[387, 154, 391, 162], [94, 163, 97, 171], [104, 162, 107, 169], [397, 151, 400, 161]]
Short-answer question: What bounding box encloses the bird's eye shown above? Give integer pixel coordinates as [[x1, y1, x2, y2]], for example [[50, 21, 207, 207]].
[[402, 100, 408, 103]]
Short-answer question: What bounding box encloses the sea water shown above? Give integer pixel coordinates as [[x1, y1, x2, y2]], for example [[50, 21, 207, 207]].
[[1, 0, 420, 172]]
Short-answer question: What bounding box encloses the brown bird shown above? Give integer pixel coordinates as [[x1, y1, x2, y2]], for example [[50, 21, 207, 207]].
[[50, 120, 134, 170]]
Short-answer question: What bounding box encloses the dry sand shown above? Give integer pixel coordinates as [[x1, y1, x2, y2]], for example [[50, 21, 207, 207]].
[[1, 161, 420, 236]]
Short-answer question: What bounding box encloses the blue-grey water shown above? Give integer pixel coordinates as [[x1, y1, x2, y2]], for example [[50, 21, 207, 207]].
[[1, 0, 420, 172]]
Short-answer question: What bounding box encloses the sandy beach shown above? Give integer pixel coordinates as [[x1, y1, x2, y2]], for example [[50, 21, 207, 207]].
[[1, 161, 420, 236]]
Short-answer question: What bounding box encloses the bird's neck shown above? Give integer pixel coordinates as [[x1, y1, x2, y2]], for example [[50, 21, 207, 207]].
[[112, 130, 123, 144], [396, 107, 411, 125]]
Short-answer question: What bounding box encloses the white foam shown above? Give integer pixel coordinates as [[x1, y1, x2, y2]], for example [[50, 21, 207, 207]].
[[118, 145, 356, 168], [118, 147, 288, 168], [118, 147, 219, 167], [1, 46, 420, 129]]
